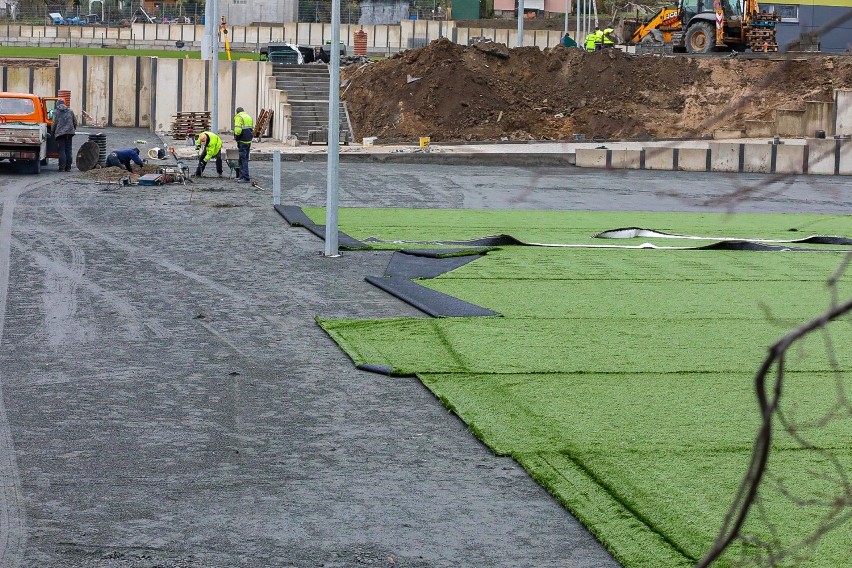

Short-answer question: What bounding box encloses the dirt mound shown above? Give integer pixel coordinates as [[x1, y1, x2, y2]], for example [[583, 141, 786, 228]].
[[342, 39, 852, 142]]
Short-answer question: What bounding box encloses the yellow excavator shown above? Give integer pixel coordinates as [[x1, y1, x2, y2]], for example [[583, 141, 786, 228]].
[[629, 0, 780, 53]]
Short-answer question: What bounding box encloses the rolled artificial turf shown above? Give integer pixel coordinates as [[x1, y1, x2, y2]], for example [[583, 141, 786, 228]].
[[307, 207, 852, 567]]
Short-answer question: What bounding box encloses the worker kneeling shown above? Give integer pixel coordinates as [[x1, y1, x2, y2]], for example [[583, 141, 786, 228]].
[[193, 131, 223, 177], [106, 147, 144, 173]]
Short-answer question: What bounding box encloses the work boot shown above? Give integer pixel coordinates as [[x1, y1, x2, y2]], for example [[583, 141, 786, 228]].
[[65, 166, 71, 172]]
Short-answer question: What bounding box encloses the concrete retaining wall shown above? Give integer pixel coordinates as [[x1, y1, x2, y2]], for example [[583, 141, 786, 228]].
[[804, 101, 835, 137], [4, 56, 284, 137], [0, 21, 569, 53], [574, 140, 852, 176], [744, 120, 774, 138], [743, 143, 773, 174], [776, 109, 806, 137], [710, 143, 742, 172], [575, 148, 607, 168], [677, 148, 711, 172], [643, 147, 674, 170], [807, 139, 837, 175], [774, 144, 806, 175], [836, 89, 852, 136], [0, 66, 59, 97]]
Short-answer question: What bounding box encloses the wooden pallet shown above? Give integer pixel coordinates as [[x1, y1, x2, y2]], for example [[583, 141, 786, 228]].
[[170, 111, 211, 140], [253, 108, 272, 139]]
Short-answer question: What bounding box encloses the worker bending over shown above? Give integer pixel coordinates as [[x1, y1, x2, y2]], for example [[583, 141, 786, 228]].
[[194, 131, 223, 177], [106, 147, 144, 173], [233, 106, 253, 183], [603, 25, 616, 47]]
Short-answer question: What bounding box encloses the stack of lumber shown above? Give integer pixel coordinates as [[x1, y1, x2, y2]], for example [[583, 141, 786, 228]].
[[170, 111, 211, 140]]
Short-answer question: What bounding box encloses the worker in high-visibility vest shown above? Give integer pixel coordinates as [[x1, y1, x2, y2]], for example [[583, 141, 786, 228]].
[[232, 107, 254, 182], [603, 26, 616, 47], [585, 26, 603, 52], [193, 131, 223, 177]]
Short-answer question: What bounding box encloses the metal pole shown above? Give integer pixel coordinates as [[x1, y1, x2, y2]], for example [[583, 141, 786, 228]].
[[211, 0, 219, 133], [516, 0, 524, 47], [576, 0, 580, 47], [324, 0, 341, 257], [272, 150, 281, 206], [564, 0, 569, 37]]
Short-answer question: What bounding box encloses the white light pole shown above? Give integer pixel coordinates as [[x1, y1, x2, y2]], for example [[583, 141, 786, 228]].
[[324, 0, 341, 257], [516, 0, 525, 47], [211, 0, 219, 133]]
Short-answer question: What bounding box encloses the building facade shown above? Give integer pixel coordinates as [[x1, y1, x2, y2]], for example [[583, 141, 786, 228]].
[[761, 0, 852, 52], [220, 0, 299, 26]]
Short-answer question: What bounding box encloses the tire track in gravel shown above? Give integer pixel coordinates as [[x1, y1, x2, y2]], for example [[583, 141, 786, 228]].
[[47, 184, 317, 338], [0, 178, 56, 568], [49, 184, 257, 305]]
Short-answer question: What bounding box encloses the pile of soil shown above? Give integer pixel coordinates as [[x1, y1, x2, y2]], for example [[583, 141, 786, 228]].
[[77, 163, 165, 182], [342, 38, 852, 142]]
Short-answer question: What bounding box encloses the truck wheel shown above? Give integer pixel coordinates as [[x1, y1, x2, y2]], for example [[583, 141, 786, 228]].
[[685, 22, 715, 54]]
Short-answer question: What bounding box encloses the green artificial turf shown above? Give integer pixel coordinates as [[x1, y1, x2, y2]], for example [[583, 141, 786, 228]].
[[311, 207, 852, 567]]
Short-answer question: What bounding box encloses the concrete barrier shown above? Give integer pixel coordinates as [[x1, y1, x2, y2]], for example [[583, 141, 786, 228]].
[[774, 144, 806, 175], [676, 148, 710, 172], [743, 143, 773, 173], [710, 143, 742, 173], [713, 129, 744, 140], [643, 147, 675, 170], [839, 141, 852, 175], [575, 148, 608, 168], [836, 89, 852, 136], [776, 109, 806, 137], [804, 101, 835, 137], [745, 120, 774, 138], [807, 139, 838, 175], [610, 149, 642, 169]]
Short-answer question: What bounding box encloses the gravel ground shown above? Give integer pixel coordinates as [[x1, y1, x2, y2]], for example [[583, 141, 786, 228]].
[[0, 128, 849, 568], [0, 128, 619, 568]]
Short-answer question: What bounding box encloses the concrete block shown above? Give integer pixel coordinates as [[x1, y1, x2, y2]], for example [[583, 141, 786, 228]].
[[643, 147, 675, 170], [743, 143, 773, 173], [713, 129, 744, 140], [807, 139, 837, 175], [835, 89, 852, 136], [776, 109, 805, 137], [774, 144, 805, 175], [676, 148, 710, 172], [610, 149, 642, 169], [710, 142, 742, 173], [804, 100, 835, 137], [745, 120, 774, 138], [575, 148, 607, 168], [839, 141, 852, 175]]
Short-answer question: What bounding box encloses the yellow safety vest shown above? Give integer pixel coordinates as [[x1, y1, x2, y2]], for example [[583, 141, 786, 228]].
[[234, 111, 254, 143]]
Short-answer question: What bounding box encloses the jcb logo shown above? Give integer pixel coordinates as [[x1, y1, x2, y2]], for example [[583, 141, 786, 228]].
[[661, 11, 680, 25]]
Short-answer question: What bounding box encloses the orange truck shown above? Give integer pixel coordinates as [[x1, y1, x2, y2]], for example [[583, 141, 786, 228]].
[[0, 92, 62, 174]]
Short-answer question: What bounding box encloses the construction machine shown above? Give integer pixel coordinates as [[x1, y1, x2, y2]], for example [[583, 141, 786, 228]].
[[629, 0, 780, 53]]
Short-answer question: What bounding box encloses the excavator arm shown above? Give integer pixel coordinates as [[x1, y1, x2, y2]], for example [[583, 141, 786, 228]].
[[630, 6, 682, 44]]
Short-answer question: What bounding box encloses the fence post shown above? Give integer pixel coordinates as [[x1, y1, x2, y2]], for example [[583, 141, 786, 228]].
[[272, 150, 281, 206]]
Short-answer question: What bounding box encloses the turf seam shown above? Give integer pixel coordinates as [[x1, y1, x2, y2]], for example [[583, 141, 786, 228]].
[[536, 451, 699, 564]]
